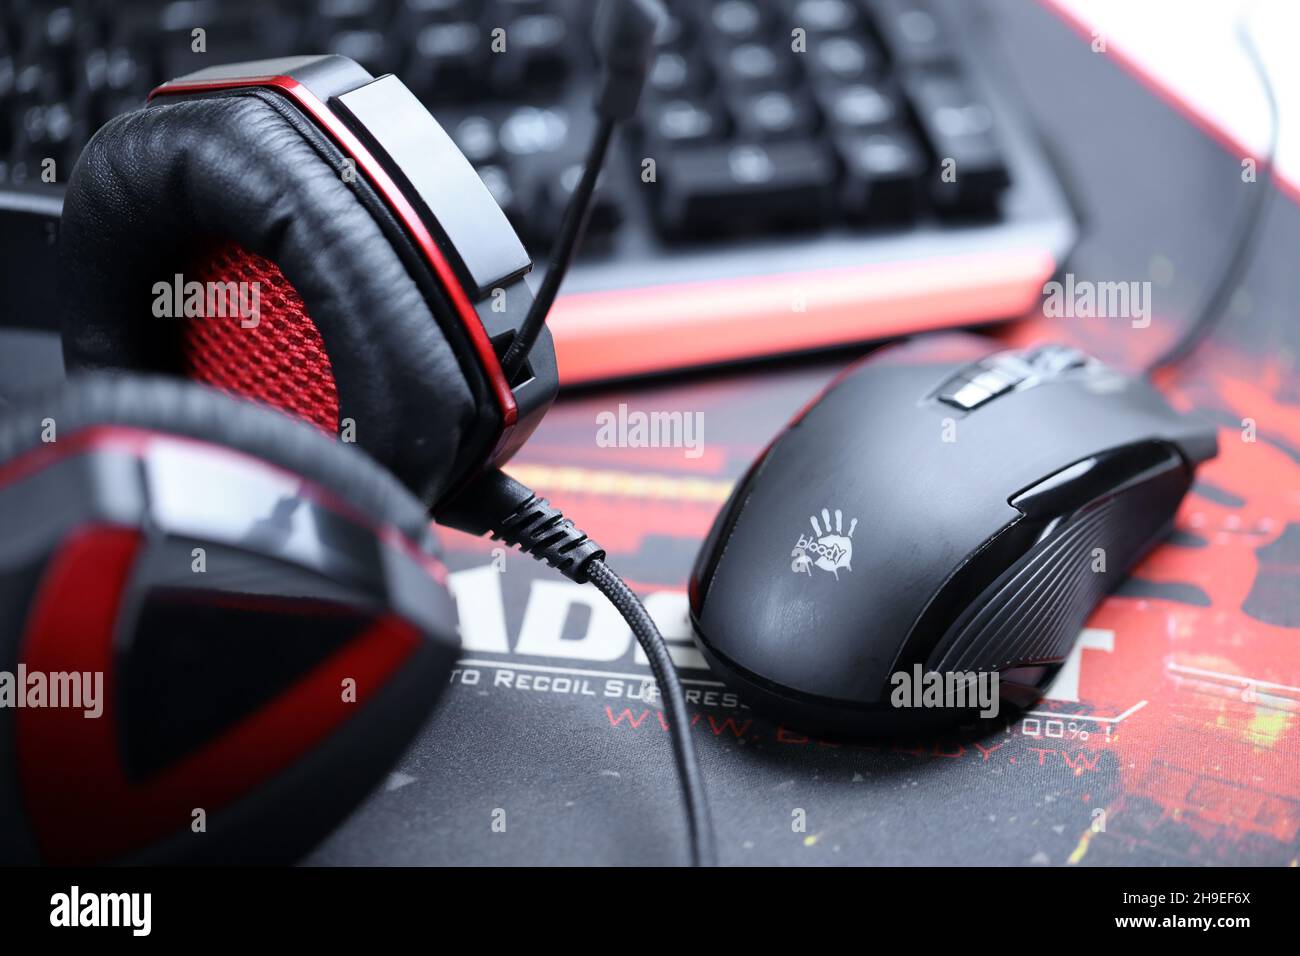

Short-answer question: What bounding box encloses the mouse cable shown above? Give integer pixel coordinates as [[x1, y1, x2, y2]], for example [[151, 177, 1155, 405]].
[[439, 467, 717, 867], [1143, 9, 1279, 377]]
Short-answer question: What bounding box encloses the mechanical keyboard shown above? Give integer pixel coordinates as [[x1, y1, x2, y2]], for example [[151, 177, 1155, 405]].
[[0, 0, 1074, 383]]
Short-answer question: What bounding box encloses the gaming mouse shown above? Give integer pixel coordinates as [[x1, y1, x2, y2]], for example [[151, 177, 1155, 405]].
[[689, 333, 1218, 733]]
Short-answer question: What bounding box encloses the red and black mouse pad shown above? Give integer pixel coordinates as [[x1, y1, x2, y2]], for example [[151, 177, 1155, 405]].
[[311, 285, 1300, 865], [309, 321, 1296, 866]]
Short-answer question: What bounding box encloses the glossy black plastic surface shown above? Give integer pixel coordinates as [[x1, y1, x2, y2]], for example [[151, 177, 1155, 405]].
[[334, 75, 531, 299], [690, 334, 1218, 732]]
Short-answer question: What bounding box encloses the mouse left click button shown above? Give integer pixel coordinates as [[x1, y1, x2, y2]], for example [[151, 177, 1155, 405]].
[[937, 365, 1019, 410]]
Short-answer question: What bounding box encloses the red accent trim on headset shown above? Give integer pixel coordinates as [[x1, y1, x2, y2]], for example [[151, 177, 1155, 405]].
[[148, 74, 519, 440], [15, 525, 420, 863], [0, 425, 447, 585]]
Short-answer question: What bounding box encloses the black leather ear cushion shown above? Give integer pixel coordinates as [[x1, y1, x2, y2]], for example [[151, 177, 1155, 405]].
[[0, 375, 437, 547], [59, 90, 492, 506]]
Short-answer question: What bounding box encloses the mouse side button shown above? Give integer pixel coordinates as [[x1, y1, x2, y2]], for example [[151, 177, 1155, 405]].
[[929, 442, 1193, 680]]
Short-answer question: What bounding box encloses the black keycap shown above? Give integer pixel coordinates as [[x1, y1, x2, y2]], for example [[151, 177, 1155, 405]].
[[498, 105, 570, 158], [409, 21, 484, 99], [791, 0, 859, 34], [492, 0, 549, 15], [818, 81, 898, 133], [706, 1, 768, 44], [492, 13, 570, 92], [865, 0, 954, 67], [717, 42, 793, 91], [730, 89, 817, 140], [156, 3, 288, 80], [904, 71, 1009, 212], [806, 34, 880, 83], [328, 29, 390, 73], [398, 0, 479, 27], [647, 50, 709, 99], [655, 139, 834, 236], [646, 99, 725, 148], [836, 128, 926, 221], [317, 0, 386, 29]]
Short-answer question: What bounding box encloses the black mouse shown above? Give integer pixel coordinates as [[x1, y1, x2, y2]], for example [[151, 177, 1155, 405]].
[[689, 334, 1217, 733]]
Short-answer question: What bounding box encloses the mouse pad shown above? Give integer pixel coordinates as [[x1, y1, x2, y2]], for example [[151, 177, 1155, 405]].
[[308, 322, 1300, 866], [309, 2, 1300, 865]]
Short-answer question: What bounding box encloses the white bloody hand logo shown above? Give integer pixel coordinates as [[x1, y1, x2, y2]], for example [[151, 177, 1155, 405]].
[[791, 508, 857, 580]]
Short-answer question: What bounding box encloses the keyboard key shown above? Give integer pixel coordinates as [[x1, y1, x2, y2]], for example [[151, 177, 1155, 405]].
[[398, 0, 479, 27], [730, 89, 817, 140], [654, 139, 834, 236], [328, 29, 389, 73], [646, 99, 725, 147], [819, 81, 898, 132], [647, 51, 710, 99], [717, 42, 793, 91], [492, 13, 570, 93], [791, 0, 860, 34], [836, 128, 926, 221], [499, 105, 569, 157], [806, 34, 880, 83], [410, 21, 484, 99], [707, 1, 768, 45], [492, 0, 550, 14], [865, 0, 954, 67], [317, 0, 385, 28], [904, 70, 1008, 212]]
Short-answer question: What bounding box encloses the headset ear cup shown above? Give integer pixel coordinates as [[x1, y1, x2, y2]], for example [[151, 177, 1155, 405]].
[[0, 375, 459, 864], [59, 91, 493, 506], [0, 374, 439, 541]]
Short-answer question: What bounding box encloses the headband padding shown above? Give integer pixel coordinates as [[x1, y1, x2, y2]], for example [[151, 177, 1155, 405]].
[[0, 375, 437, 547], [59, 91, 486, 505]]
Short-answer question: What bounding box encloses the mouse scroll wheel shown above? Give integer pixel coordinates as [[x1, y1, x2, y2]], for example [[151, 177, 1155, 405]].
[[1023, 344, 1091, 376], [936, 363, 1023, 410]]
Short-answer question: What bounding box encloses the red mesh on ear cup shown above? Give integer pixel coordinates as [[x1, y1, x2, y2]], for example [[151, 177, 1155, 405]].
[[180, 241, 340, 433]]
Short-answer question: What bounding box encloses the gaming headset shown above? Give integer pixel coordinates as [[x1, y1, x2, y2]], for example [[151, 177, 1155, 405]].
[[0, 0, 716, 865]]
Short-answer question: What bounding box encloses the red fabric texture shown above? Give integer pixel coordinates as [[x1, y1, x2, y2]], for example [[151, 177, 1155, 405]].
[[181, 241, 339, 432]]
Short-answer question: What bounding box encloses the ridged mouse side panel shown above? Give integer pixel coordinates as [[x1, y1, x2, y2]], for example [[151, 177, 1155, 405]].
[[932, 488, 1180, 675]]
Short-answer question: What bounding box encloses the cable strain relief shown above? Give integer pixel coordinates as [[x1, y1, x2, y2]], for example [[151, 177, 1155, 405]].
[[437, 469, 606, 583], [490, 493, 606, 583]]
